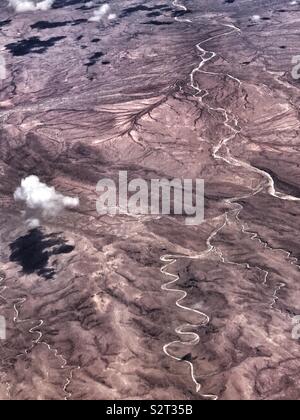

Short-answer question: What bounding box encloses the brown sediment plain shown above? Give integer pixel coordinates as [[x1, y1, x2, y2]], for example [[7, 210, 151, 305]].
[[0, 0, 300, 400]]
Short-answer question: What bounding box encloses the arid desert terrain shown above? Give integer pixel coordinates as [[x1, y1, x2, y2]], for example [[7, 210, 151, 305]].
[[0, 0, 300, 400]]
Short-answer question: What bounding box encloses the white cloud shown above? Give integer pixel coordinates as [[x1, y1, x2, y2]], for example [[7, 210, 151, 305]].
[[9, 0, 54, 13], [89, 3, 113, 22], [108, 13, 116, 20], [251, 15, 261, 22], [14, 175, 79, 228]]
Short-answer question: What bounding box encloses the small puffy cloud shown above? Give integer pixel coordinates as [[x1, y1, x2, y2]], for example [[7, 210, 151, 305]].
[[89, 3, 116, 22], [9, 0, 54, 13], [14, 175, 79, 228]]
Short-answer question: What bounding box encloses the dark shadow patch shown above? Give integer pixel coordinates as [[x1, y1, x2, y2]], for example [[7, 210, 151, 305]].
[[181, 353, 193, 362], [254, 166, 300, 199], [141, 21, 174, 26], [31, 19, 87, 29], [31, 21, 70, 29], [71, 18, 88, 26], [120, 4, 172, 18], [172, 9, 191, 18], [10, 229, 74, 280], [85, 51, 104, 67], [0, 20, 11, 28], [52, 0, 89, 8], [5, 36, 66, 57], [147, 12, 161, 18]]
